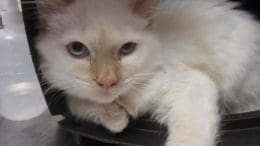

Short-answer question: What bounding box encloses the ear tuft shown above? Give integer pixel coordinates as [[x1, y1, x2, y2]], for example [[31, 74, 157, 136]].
[[131, 0, 160, 18]]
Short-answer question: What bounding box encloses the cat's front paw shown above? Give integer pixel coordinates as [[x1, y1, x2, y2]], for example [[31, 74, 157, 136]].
[[99, 102, 129, 133]]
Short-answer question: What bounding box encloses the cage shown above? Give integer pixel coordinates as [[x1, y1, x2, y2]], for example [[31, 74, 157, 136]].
[[21, 0, 260, 145]]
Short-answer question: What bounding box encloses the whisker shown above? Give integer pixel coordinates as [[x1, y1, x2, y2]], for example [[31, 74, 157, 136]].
[[46, 90, 66, 107], [21, 1, 49, 5], [45, 84, 81, 108], [129, 84, 142, 93], [133, 82, 148, 86], [123, 72, 161, 83], [22, 7, 38, 11], [124, 77, 148, 84], [39, 80, 51, 86], [132, 72, 161, 77], [43, 85, 57, 95], [72, 77, 94, 87]]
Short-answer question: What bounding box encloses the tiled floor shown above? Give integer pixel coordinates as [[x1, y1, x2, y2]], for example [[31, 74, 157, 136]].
[[0, 0, 46, 121], [0, 1, 60, 146], [0, 112, 73, 146]]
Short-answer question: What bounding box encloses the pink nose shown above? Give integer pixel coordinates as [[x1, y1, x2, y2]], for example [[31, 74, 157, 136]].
[[97, 78, 118, 89]]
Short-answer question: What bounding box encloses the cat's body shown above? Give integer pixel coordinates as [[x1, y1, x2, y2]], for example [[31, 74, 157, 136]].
[[152, 0, 260, 113], [36, 0, 260, 146]]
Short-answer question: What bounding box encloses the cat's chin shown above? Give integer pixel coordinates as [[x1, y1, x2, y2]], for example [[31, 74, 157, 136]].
[[92, 90, 121, 104], [92, 95, 119, 104], [76, 92, 120, 104], [66, 86, 121, 104], [73, 95, 118, 104]]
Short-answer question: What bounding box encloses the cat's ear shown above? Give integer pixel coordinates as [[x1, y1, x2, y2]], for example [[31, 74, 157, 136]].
[[130, 0, 161, 18], [36, 0, 75, 31]]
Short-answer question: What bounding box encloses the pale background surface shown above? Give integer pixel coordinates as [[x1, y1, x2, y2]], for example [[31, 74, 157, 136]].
[[0, 0, 47, 121], [0, 112, 74, 146], [0, 1, 72, 146]]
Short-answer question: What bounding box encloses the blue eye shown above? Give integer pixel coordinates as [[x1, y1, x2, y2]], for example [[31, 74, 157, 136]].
[[67, 41, 90, 58], [119, 42, 137, 56]]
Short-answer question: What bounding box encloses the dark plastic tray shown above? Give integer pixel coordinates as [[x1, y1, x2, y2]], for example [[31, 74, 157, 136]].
[[21, 0, 260, 145], [57, 112, 260, 146]]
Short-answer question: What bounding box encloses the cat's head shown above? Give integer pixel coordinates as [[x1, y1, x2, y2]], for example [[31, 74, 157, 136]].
[[36, 0, 162, 104]]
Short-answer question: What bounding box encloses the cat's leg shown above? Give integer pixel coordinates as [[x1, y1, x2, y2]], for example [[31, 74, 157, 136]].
[[116, 96, 137, 118], [67, 97, 129, 133], [158, 71, 220, 146], [99, 101, 129, 133]]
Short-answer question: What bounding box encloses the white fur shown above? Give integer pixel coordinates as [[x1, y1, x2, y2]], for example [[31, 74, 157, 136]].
[[36, 0, 260, 146]]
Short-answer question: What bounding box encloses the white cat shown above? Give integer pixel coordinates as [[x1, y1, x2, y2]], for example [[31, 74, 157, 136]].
[[36, 0, 260, 146]]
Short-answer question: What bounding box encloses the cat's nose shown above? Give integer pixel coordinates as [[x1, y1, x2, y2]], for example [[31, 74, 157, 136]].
[[97, 77, 118, 89]]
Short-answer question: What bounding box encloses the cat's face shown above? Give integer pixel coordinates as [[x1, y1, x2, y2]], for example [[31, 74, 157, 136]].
[[36, 0, 162, 103]]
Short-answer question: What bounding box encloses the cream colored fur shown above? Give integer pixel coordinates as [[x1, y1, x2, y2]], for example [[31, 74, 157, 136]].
[[36, 0, 260, 146]]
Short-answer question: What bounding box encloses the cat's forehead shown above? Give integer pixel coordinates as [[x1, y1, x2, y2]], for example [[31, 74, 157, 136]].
[[47, 0, 147, 36]]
